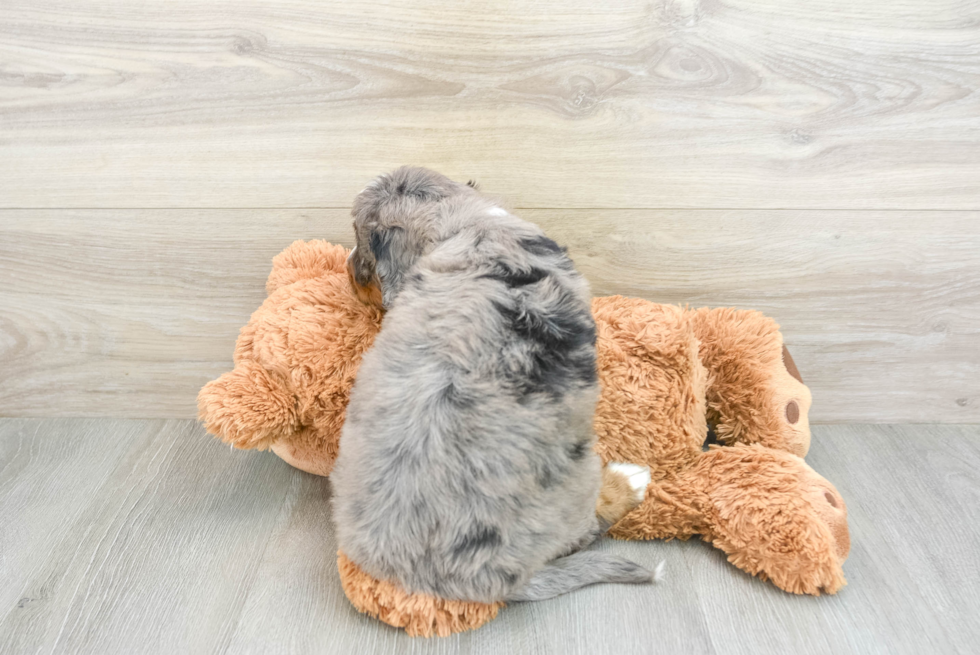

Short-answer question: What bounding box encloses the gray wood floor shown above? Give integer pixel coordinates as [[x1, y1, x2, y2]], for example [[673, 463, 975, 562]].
[[1, 420, 977, 654]]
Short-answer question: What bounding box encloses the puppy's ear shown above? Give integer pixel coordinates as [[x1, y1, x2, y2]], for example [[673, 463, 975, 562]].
[[368, 225, 412, 308]]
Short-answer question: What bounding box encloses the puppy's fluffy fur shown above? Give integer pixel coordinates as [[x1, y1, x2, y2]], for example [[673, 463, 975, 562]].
[[331, 167, 652, 602]]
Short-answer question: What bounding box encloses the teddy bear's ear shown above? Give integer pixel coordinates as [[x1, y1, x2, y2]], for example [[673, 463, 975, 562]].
[[197, 360, 299, 450], [266, 240, 350, 295]]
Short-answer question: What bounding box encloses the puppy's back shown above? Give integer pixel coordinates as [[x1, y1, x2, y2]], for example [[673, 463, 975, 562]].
[[333, 180, 647, 602]]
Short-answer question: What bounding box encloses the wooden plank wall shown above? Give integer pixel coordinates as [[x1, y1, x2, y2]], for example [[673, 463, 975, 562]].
[[1, 1, 978, 421]]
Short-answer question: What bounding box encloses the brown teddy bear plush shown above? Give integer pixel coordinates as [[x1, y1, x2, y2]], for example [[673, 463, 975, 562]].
[[199, 240, 850, 637]]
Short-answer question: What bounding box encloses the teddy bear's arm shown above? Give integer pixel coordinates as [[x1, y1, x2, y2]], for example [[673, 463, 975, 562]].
[[687, 307, 812, 457], [197, 360, 299, 450]]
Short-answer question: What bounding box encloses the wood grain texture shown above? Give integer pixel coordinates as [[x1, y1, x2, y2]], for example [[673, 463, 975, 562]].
[[2, 208, 977, 422], [1, 419, 978, 654], [1, 0, 978, 209], [0, 419, 299, 653]]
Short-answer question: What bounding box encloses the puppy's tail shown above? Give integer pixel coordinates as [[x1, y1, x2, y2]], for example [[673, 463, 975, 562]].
[[506, 551, 661, 602]]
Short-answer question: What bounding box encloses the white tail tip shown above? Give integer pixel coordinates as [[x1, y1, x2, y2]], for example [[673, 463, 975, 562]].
[[653, 560, 667, 583]]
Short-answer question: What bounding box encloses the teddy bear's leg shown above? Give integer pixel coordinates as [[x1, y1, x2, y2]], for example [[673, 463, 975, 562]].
[[696, 445, 848, 595], [197, 360, 299, 450], [611, 444, 849, 594], [687, 307, 812, 457], [607, 472, 709, 542]]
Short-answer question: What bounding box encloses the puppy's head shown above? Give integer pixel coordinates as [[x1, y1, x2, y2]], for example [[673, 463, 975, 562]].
[[348, 166, 473, 309]]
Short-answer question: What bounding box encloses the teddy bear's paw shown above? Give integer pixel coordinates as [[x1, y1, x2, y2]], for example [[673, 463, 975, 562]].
[[701, 445, 850, 595], [597, 463, 651, 530]]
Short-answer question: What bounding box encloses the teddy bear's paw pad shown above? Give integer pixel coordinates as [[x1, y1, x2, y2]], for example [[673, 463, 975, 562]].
[[607, 462, 651, 503]]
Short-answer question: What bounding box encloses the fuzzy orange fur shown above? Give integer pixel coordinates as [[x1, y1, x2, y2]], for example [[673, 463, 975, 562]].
[[337, 551, 503, 637], [199, 242, 382, 473], [199, 240, 850, 636]]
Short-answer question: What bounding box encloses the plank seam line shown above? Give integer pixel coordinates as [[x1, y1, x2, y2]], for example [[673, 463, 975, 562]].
[[0, 207, 977, 212]]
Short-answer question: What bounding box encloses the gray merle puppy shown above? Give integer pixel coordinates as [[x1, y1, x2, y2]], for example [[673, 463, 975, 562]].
[[331, 167, 654, 602]]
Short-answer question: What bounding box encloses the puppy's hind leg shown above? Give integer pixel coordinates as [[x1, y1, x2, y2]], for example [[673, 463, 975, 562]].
[[561, 461, 653, 558], [596, 462, 651, 532]]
